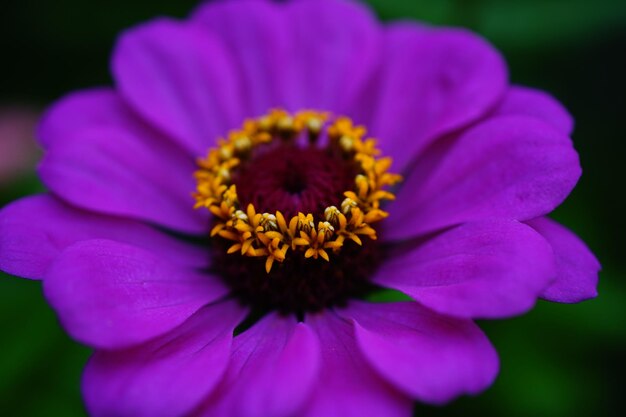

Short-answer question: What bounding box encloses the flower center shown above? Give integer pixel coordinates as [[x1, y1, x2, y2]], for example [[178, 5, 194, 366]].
[[193, 109, 401, 313]]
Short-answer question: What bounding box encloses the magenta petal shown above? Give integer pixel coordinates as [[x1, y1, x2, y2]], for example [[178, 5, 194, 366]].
[[340, 301, 498, 404], [369, 24, 507, 171], [0, 195, 208, 280], [194, 314, 320, 417], [191, 0, 290, 117], [527, 217, 600, 303], [279, 0, 381, 113], [300, 312, 412, 417], [38, 88, 141, 150], [493, 86, 574, 136], [376, 219, 556, 319], [83, 300, 246, 417], [43, 239, 227, 349], [38, 103, 208, 234], [385, 116, 581, 241], [112, 18, 243, 156]]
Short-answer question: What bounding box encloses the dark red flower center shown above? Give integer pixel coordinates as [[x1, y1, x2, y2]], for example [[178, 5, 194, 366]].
[[234, 144, 354, 219], [193, 110, 401, 314]]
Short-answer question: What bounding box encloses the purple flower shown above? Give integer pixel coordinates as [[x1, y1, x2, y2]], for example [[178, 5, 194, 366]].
[[0, 0, 600, 416]]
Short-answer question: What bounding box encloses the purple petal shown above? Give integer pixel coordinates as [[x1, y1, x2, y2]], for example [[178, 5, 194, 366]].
[[376, 219, 556, 319], [384, 116, 581, 241], [527, 217, 600, 303], [193, 313, 320, 417], [38, 88, 141, 149], [43, 239, 227, 349], [38, 90, 208, 234], [83, 300, 246, 417], [112, 18, 243, 156], [279, 0, 382, 113], [194, 0, 381, 115], [190, 0, 290, 117], [493, 86, 574, 136], [367, 23, 507, 172], [340, 301, 498, 404], [0, 195, 208, 280], [299, 312, 412, 417]]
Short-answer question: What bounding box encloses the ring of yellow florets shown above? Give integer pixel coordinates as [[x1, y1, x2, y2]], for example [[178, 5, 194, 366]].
[[193, 109, 402, 273]]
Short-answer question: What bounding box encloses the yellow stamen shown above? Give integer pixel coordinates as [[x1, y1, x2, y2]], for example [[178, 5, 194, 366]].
[[193, 110, 401, 272]]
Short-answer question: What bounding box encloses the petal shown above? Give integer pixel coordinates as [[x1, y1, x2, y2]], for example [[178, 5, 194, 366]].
[[194, 0, 381, 115], [38, 88, 143, 150], [280, 0, 382, 113], [493, 85, 574, 136], [190, 0, 290, 116], [340, 301, 498, 404], [375, 219, 556, 319], [112, 18, 243, 156], [368, 23, 507, 172], [43, 239, 227, 349], [527, 217, 600, 303], [384, 116, 581, 241], [193, 313, 320, 417], [38, 91, 208, 234], [0, 195, 208, 280], [300, 312, 412, 417], [83, 300, 246, 417]]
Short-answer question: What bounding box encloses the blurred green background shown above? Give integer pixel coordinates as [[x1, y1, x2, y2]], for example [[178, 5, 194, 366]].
[[1, 0, 624, 416]]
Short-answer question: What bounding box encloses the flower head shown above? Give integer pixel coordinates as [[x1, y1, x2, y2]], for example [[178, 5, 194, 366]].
[[0, 0, 600, 416]]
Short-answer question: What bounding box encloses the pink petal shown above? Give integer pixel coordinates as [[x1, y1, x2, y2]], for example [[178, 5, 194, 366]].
[[83, 300, 246, 417], [340, 301, 498, 404], [43, 239, 227, 349], [376, 219, 556, 319], [527, 217, 600, 303]]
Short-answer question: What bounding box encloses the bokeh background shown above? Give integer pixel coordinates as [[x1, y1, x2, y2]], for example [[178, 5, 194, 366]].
[[1, 0, 625, 416]]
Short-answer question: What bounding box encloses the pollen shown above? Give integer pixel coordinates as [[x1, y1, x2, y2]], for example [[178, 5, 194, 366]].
[[193, 109, 401, 272]]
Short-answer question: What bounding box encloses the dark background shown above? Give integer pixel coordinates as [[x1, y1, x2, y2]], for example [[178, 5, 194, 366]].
[[1, 0, 625, 416]]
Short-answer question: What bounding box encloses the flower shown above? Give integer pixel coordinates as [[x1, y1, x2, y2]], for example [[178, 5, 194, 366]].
[[0, 107, 39, 185], [0, 0, 600, 416]]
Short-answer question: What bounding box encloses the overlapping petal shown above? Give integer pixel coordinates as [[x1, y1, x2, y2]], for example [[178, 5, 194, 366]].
[[193, 0, 381, 116], [300, 312, 412, 417], [376, 219, 556, 318], [43, 239, 227, 349], [191, 0, 291, 117], [527, 217, 600, 302], [83, 300, 246, 417], [366, 24, 507, 172], [494, 86, 574, 136], [385, 116, 581, 241], [341, 301, 498, 404], [0, 194, 207, 280], [194, 314, 320, 417], [38, 89, 208, 234], [112, 18, 243, 156]]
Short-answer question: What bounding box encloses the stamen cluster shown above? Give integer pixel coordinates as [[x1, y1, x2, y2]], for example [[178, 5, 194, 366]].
[[193, 109, 402, 273]]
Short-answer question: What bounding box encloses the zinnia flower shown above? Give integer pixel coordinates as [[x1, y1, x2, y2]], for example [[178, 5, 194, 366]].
[[0, 0, 600, 416]]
